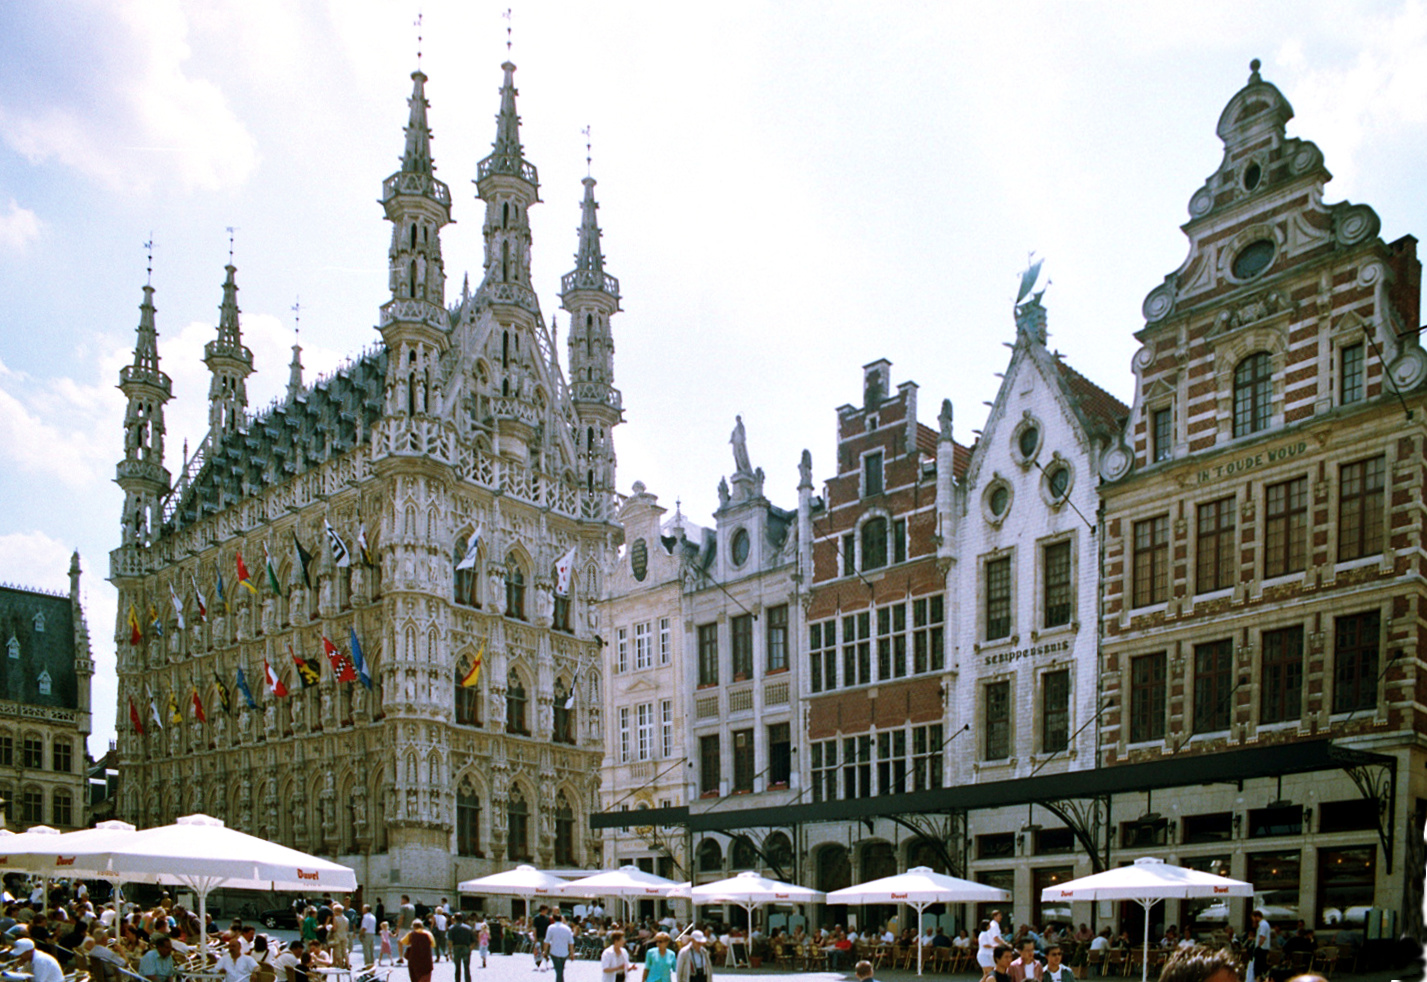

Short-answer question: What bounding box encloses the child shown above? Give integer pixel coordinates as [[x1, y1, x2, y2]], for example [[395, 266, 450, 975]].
[[379, 921, 393, 965], [477, 919, 490, 968]]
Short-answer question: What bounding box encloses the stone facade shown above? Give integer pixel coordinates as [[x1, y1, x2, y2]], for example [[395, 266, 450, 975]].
[[0, 555, 95, 831], [1096, 63, 1425, 937], [108, 61, 619, 902]]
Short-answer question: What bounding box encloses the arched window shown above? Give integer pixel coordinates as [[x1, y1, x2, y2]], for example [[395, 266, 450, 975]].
[[1233, 352, 1273, 437], [697, 838, 724, 873], [507, 788, 530, 861], [552, 681, 573, 744], [455, 662, 482, 726], [456, 779, 481, 857], [505, 557, 526, 620], [860, 840, 898, 881], [816, 844, 852, 893], [553, 792, 576, 866], [731, 836, 758, 870], [765, 831, 793, 874], [51, 789, 72, 827], [861, 516, 888, 571], [453, 535, 481, 607], [506, 672, 528, 735]]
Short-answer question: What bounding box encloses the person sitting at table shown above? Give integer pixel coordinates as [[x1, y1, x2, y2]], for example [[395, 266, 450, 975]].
[[83, 930, 129, 982], [139, 934, 179, 982], [274, 940, 305, 982], [828, 929, 854, 970], [6, 937, 63, 982], [306, 940, 333, 968], [217, 937, 261, 982]]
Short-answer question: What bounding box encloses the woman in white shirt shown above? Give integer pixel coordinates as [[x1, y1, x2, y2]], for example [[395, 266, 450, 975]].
[[977, 916, 1002, 972]]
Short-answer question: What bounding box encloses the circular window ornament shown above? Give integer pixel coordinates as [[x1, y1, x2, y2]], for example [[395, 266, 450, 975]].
[[1242, 162, 1262, 191], [1232, 239, 1275, 280], [990, 486, 1010, 518], [1047, 465, 1071, 500], [731, 528, 751, 566], [1018, 427, 1040, 459]]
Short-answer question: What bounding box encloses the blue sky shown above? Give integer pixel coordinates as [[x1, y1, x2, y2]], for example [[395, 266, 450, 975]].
[[2, 0, 1425, 756]]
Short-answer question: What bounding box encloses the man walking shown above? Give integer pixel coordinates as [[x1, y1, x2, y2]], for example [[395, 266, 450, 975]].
[[448, 913, 474, 982], [359, 905, 378, 967], [397, 896, 416, 965], [432, 907, 448, 962], [545, 913, 575, 982], [532, 905, 551, 971], [854, 960, 879, 982]]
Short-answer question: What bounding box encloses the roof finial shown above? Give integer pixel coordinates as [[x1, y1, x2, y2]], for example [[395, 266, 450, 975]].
[[225, 226, 238, 264], [583, 124, 592, 178], [414, 11, 423, 69], [1249, 58, 1262, 81], [143, 233, 155, 286], [291, 296, 301, 340], [503, 7, 513, 53]]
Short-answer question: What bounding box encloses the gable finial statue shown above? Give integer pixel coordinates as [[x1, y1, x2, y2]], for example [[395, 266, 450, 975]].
[[730, 414, 753, 475], [939, 399, 954, 442]]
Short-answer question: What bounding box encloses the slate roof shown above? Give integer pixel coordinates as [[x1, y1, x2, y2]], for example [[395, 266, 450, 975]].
[[164, 350, 389, 533], [0, 586, 78, 710]]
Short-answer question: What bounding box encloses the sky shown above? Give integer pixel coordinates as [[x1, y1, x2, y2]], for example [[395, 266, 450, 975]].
[[2, 1, 1426, 757]]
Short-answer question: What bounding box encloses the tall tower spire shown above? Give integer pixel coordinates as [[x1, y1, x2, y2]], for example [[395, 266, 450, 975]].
[[476, 62, 540, 308], [561, 173, 622, 512], [287, 339, 304, 402], [378, 66, 453, 427], [116, 279, 173, 547], [204, 262, 254, 435]]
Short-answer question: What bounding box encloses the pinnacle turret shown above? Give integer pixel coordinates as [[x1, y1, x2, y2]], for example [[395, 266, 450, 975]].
[[204, 263, 254, 435], [475, 62, 540, 307], [561, 176, 620, 302], [478, 62, 539, 187], [402, 70, 435, 176], [287, 339, 304, 402], [116, 279, 173, 548]]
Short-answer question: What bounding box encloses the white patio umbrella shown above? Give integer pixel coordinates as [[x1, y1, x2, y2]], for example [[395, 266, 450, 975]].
[[827, 866, 1011, 976], [1041, 857, 1254, 982], [0, 825, 64, 912], [1, 820, 138, 908], [457, 864, 571, 897], [560, 865, 683, 923], [31, 813, 356, 954], [691, 871, 824, 929]]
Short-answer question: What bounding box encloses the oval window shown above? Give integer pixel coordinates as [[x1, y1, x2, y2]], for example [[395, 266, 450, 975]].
[[631, 538, 648, 581], [990, 486, 1010, 518], [1232, 239, 1275, 279], [1243, 162, 1262, 191], [1017, 427, 1039, 459], [731, 528, 751, 566], [1048, 466, 1070, 499]]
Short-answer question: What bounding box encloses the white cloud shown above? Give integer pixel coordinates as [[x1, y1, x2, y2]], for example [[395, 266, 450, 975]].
[[0, 350, 125, 489], [0, 0, 258, 193], [0, 198, 40, 253]]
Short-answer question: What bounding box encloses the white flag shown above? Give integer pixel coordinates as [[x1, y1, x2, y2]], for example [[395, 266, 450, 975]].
[[168, 581, 185, 630], [325, 519, 351, 567], [564, 674, 577, 711], [554, 545, 577, 596], [456, 524, 483, 571]]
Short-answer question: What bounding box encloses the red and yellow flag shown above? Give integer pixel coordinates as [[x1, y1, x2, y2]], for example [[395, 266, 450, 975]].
[[460, 642, 484, 688], [127, 604, 142, 645], [235, 550, 258, 594]]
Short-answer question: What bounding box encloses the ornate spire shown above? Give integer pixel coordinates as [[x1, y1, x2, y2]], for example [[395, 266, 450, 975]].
[[131, 283, 163, 375], [478, 62, 538, 188], [117, 277, 173, 548], [204, 263, 254, 435], [561, 176, 620, 301], [402, 70, 434, 176], [287, 339, 304, 402]]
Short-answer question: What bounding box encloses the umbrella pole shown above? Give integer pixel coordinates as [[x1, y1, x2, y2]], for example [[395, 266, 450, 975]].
[[915, 902, 928, 977], [1140, 900, 1151, 982]]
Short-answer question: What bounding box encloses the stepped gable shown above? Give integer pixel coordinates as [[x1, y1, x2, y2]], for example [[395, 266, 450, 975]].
[[164, 349, 388, 532]]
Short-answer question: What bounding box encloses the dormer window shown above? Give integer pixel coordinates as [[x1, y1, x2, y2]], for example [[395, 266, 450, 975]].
[[37, 671, 51, 696], [5, 637, 17, 660], [32, 612, 44, 633]]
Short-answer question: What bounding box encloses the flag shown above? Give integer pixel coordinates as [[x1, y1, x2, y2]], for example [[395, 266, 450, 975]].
[[455, 524, 483, 571], [291, 643, 321, 688], [127, 604, 142, 645], [167, 689, 182, 725], [235, 668, 258, 710], [292, 531, 314, 588], [554, 545, 577, 596], [264, 543, 282, 596], [564, 668, 579, 711], [192, 574, 207, 621], [262, 659, 289, 697], [325, 519, 351, 568], [460, 642, 484, 688], [147, 687, 163, 730], [190, 687, 207, 724], [169, 582, 185, 631], [235, 551, 257, 595], [323, 636, 358, 683], [216, 568, 228, 610], [349, 626, 372, 690], [214, 671, 232, 714], [357, 523, 373, 566], [128, 696, 144, 736], [147, 603, 163, 638]]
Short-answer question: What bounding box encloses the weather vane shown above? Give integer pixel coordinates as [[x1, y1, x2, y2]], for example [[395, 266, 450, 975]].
[[583, 124, 592, 177], [1016, 252, 1045, 306], [143, 233, 155, 286], [414, 11, 423, 68], [503, 8, 513, 53], [225, 226, 239, 263], [291, 297, 302, 340]]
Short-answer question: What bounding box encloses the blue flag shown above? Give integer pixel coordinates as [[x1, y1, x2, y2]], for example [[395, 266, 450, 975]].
[[235, 667, 258, 710], [350, 626, 372, 690]]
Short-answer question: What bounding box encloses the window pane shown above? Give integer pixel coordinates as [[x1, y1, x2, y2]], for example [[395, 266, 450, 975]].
[[1193, 639, 1234, 732], [1261, 626, 1303, 724], [1196, 496, 1236, 593], [1264, 478, 1307, 577], [986, 557, 1011, 639], [985, 681, 1010, 759], [1233, 352, 1272, 437], [1130, 652, 1166, 743], [1333, 611, 1379, 713], [1338, 456, 1385, 562], [1043, 540, 1072, 627], [1041, 670, 1070, 753]]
